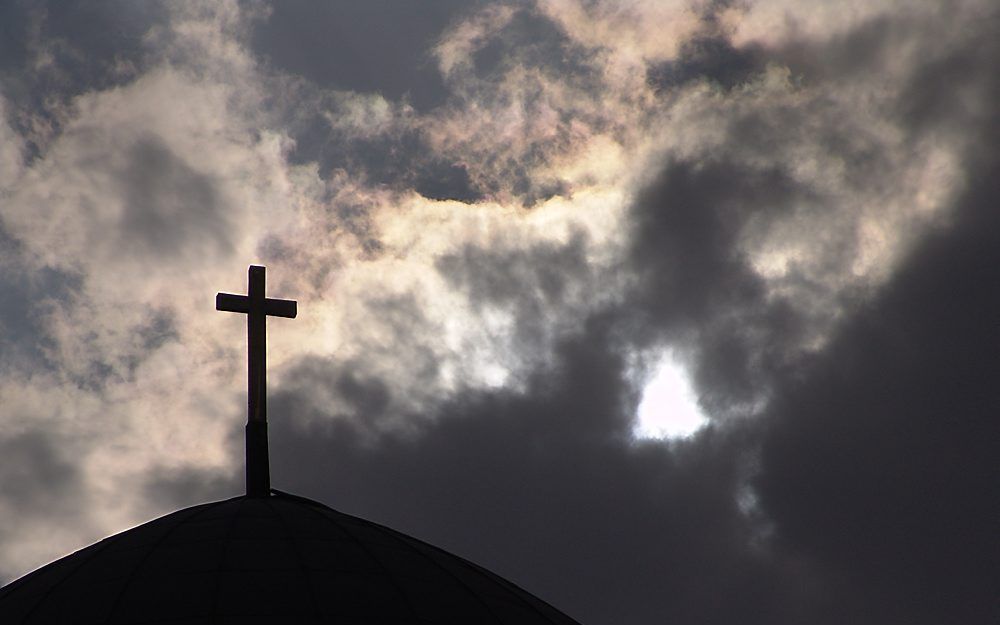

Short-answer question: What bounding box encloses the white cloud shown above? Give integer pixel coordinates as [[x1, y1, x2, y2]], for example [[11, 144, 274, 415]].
[[0, 0, 992, 585]]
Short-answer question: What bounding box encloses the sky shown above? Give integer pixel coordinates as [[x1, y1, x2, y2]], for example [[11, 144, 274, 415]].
[[0, 1, 996, 623]]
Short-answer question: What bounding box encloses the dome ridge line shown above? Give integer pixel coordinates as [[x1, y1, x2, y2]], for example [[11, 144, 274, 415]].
[[0, 491, 584, 623], [208, 497, 247, 620], [270, 490, 574, 625], [13, 522, 132, 622], [277, 491, 424, 620], [344, 510, 509, 625], [262, 496, 325, 621], [105, 501, 223, 622], [374, 516, 573, 625]]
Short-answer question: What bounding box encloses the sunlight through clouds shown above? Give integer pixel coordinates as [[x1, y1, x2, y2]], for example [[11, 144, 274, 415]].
[[634, 349, 706, 439], [0, 1, 996, 621]]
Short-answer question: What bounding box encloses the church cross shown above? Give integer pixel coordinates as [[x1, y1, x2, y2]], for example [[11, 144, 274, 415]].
[[216, 265, 296, 497]]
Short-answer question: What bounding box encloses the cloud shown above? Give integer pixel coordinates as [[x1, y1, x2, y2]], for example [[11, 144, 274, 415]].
[[0, 1, 159, 157], [0, 396, 102, 582], [757, 95, 1000, 623], [0, 1, 997, 624], [0, 222, 81, 374], [436, 229, 596, 355], [268, 322, 787, 625], [263, 4, 998, 623], [118, 135, 233, 258], [251, 0, 482, 111]]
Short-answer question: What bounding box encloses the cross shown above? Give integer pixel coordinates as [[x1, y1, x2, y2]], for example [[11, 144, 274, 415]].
[[216, 265, 296, 497]]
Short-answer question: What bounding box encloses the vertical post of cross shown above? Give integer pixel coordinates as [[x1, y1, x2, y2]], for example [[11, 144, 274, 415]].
[[247, 265, 266, 421], [216, 265, 297, 497], [246, 266, 268, 496]]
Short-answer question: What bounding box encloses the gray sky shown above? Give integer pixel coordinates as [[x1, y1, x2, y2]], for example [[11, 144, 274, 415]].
[[0, 1, 997, 623]]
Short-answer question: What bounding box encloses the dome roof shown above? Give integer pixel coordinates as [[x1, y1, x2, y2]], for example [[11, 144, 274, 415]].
[[0, 491, 580, 624]]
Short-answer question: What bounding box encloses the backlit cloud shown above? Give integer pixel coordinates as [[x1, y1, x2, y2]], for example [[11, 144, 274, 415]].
[[0, 1, 995, 622]]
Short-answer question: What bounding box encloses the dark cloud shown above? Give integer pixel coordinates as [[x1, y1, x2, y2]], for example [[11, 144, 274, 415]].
[[266, 81, 485, 201], [436, 230, 593, 348], [0, 431, 81, 515], [260, 3, 598, 206], [309, 123, 485, 202], [631, 159, 786, 326], [757, 62, 1000, 624], [628, 158, 813, 413], [894, 24, 998, 138], [260, 156, 826, 624], [2, 2, 998, 624], [0, 214, 179, 388], [471, 8, 593, 81], [626, 7, 1000, 418], [0, 430, 85, 581], [648, 36, 764, 91], [262, 8, 1000, 623], [134, 308, 177, 353], [268, 319, 793, 625], [265, 147, 1000, 624], [140, 464, 240, 515], [60, 307, 180, 392], [438, 234, 591, 311], [770, 15, 902, 84], [277, 356, 395, 427], [412, 161, 480, 202], [0, 224, 82, 372], [111, 308, 179, 382], [251, 0, 478, 112], [0, 1, 160, 157], [646, 1, 766, 92], [118, 135, 233, 259]]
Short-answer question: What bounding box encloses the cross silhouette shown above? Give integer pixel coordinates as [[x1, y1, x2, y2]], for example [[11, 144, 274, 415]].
[[216, 265, 296, 497]]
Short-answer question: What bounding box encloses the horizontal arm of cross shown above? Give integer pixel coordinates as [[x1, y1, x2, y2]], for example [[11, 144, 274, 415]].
[[216, 293, 297, 318]]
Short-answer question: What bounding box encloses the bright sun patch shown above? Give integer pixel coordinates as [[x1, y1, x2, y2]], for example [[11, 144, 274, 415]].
[[634, 352, 707, 439]]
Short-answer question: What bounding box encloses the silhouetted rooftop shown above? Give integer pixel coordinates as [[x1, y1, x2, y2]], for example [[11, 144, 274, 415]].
[[0, 490, 580, 624]]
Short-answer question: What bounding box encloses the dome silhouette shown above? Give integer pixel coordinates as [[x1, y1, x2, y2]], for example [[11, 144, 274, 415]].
[[0, 266, 582, 623], [0, 490, 580, 624]]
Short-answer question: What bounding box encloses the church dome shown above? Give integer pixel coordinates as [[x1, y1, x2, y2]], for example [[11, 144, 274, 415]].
[[2, 267, 582, 623], [0, 490, 580, 624]]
